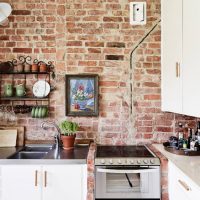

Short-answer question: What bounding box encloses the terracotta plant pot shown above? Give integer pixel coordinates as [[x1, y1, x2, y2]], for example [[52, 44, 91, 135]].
[[61, 135, 76, 150]]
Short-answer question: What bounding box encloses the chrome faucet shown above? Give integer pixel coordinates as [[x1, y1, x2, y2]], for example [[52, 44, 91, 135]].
[[41, 121, 62, 158]]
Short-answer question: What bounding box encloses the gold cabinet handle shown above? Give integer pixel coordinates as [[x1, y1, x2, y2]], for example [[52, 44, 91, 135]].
[[176, 62, 179, 77], [176, 62, 178, 78], [176, 62, 181, 77], [178, 179, 191, 191], [178, 62, 181, 77], [44, 171, 47, 187], [35, 170, 38, 187]]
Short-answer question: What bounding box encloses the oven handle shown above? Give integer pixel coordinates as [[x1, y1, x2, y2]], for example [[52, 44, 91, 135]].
[[97, 168, 158, 174]]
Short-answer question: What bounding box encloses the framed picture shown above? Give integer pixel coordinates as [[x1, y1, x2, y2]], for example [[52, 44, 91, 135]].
[[65, 74, 99, 116]]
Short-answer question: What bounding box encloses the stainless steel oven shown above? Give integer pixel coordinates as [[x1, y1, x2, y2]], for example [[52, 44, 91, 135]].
[[95, 165, 160, 199], [95, 145, 161, 200]]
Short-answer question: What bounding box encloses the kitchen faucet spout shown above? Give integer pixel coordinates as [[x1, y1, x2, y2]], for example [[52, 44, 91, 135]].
[[41, 121, 62, 156]]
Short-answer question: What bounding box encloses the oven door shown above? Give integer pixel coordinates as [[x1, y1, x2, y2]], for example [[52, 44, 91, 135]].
[[95, 166, 160, 199]]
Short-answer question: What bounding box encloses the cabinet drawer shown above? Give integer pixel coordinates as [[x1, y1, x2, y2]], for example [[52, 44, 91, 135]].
[[169, 161, 200, 199]]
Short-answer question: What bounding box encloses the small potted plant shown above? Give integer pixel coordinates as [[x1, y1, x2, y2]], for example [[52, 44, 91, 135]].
[[59, 120, 78, 149]]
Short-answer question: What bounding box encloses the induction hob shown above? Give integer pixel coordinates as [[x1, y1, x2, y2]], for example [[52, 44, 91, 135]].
[[95, 145, 160, 166]]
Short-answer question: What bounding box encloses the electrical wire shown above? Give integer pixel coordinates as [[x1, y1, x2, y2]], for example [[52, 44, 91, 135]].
[[130, 19, 161, 114]]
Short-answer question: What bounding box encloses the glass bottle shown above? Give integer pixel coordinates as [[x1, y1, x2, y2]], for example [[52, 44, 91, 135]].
[[187, 128, 192, 149]]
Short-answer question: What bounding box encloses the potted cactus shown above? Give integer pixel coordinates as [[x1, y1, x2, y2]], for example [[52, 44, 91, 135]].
[[59, 120, 79, 149]]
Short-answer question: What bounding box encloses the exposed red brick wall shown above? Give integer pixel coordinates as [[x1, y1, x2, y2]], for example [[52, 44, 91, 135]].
[[87, 143, 95, 200], [1, 1, 198, 200], [148, 145, 169, 200], [0, 0, 197, 142]]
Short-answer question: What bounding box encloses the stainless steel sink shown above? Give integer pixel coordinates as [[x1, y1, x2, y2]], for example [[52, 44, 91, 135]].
[[8, 151, 48, 159], [23, 145, 53, 152], [7, 144, 54, 159]]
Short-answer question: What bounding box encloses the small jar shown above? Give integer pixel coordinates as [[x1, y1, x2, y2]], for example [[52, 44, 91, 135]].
[[24, 63, 31, 72], [31, 64, 38, 72], [17, 63, 24, 72], [39, 63, 47, 72]]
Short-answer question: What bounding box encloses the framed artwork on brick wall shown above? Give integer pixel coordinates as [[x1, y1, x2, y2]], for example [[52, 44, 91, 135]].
[[65, 74, 99, 116]]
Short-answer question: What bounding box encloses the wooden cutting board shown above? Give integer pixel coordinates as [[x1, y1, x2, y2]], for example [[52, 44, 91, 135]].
[[0, 126, 25, 146], [0, 130, 17, 147]]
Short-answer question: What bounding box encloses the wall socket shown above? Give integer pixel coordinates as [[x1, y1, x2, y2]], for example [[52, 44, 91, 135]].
[[130, 2, 146, 25]]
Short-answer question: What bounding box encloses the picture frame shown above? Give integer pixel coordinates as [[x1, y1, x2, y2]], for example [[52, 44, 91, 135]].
[[65, 74, 99, 116]]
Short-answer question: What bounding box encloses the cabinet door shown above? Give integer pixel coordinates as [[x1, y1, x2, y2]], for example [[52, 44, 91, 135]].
[[168, 161, 200, 200], [168, 162, 189, 200], [182, 0, 200, 117], [170, 182, 190, 200], [168, 162, 175, 200], [42, 164, 87, 200], [161, 0, 183, 113], [1, 165, 42, 200]]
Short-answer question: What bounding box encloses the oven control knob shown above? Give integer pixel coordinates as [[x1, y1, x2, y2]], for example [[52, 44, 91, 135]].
[[109, 159, 113, 164], [137, 160, 141, 164], [101, 159, 105, 164], [150, 159, 155, 164], [118, 159, 122, 164], [130, 160, 134, 164], [143, 159, 148, 164]]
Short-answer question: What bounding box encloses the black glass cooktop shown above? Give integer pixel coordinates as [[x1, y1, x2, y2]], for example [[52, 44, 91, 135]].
[[96, 145, 154, 158]]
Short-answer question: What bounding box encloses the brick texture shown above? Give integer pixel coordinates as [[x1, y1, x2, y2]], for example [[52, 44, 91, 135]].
[[148, 145, 169, 200], [0, 1, 198, 199]]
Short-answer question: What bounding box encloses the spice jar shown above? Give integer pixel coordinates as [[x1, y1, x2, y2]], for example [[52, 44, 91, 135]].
[[31, 63, 38, 72], [17, 63, 24, 72], [39, 63, 47, 72], [24, 63, 31, 72]]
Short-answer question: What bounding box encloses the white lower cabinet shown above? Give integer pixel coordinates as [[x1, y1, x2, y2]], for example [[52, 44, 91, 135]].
[[42, 165, 87, 200], [2, 165, 41, 200], [168, 161, 200, 200], [1, 164, 87, 200]]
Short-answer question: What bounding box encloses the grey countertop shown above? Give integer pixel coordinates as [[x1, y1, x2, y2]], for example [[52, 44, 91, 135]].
[[0, 147, 23, 159], [0, 145, 89, 165], [153, 144, 200, 188]]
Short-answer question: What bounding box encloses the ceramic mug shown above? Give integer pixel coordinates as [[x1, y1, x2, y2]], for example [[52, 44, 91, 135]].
[[4, 84, 13, 97], [15, 84, 26, 97]]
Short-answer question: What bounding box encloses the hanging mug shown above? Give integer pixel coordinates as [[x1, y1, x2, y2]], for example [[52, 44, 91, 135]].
[[15, 84, 26, 97], [4, 84, 13, 97]]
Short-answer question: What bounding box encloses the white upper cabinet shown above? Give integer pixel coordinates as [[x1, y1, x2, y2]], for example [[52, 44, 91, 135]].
[[162, 0, 200, 117], [161, 0, 183, 114], [182, 0, 200, 117]]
